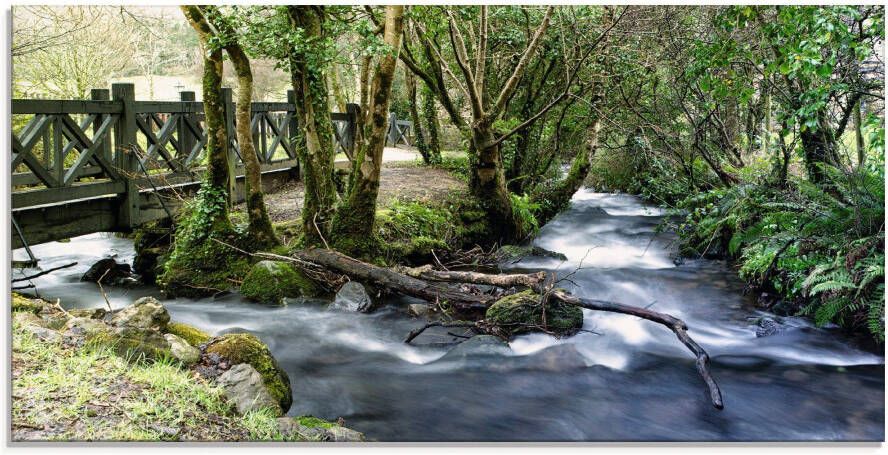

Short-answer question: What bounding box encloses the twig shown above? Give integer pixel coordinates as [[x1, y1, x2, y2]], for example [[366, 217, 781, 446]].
[[11, 262, 78, 283], [404, 321, 479, 343], [96, 268, 114, 312], [313, 212, 331, 250]]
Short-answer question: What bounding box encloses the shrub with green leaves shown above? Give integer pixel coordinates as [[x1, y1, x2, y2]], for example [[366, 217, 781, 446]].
[[674, 164, 885, 342]]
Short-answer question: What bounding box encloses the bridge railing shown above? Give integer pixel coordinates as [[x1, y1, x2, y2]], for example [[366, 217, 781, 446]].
[[11, 83, 362, 222]]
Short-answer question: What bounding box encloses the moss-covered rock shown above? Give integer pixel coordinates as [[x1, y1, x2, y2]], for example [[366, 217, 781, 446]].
[[109, 326, 173, 362], [67, 308, 107, 319], [12, 293, 47, 314], [240, 260, 320, 304], [110, 296, 170, 331], [203, 333, 292, 413], [485, 290, 583, 338], [166, 321, 211, 346]]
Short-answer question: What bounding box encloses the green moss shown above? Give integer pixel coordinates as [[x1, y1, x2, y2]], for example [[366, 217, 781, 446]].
[[204, 333, 292, 413], [240, 261, 321, 304], [296, 415, 337, 429], [485, 290, 584, 338], [12, 293, 45, 314], [166, 322, 211, 346], [90, 326, 172, 364]]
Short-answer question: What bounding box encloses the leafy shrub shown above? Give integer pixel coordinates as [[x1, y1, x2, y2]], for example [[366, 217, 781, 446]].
[[674, 164, 885, 342], [510, 193, 541, 239]]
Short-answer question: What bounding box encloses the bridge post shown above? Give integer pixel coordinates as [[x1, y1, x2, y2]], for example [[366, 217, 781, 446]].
[[221, 87, 237, 205], [178, 91, 196, 170], [345, 103, 360, 157], [387, 112, 398, 146], [112, 83, 140, 229], [287, 89, 302, 179], [91, 89, 112, 163]]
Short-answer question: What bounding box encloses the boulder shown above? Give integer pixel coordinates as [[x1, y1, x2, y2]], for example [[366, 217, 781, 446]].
[[109, 325, 172, 362], [203, 333, 292, 413], [330, 282, 372, 312], [81, 257, 133, 284], [164, 333, 200, 365], [217, 363, 282, 416], [64, 317, 113, 339], [165, 321, 211, 347], [110, 296, 170, 331], [240, 260, 320, 304], [485, 290, 583, 337]]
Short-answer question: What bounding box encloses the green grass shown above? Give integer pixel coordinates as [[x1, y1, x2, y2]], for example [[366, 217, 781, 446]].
[[11, 320, 298, 441]]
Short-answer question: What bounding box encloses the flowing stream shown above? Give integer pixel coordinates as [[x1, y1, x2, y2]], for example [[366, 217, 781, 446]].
[[12, 189, 884, 441]]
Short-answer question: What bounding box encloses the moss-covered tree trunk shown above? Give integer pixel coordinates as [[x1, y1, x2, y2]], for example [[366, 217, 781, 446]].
[[405, 68, 430, 164], [161, 7, 249, 298], [531, 119, 601, 226], [207, 11, 279, 248], [286, 6, 338, 246], [329, 6, 405, 256], [420, 84, 442, 163], [800, 111, 841, 184], [469, 123, 518, 242], [180, 6, 232, 228]]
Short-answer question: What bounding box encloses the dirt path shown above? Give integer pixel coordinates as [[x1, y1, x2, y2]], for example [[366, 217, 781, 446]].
[[239, 160, 464, 223]]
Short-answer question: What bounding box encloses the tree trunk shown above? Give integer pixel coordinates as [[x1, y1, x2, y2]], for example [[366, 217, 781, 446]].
[[420, 83, 442, 163], [180, 6, 232, 214], [854, 99, 865, 168], [286, 6, 338, 246], [531, 119, 601, 225], [405, 68, 430, 164], [329, 5, 405, 256], [469, 124, 518, 242], [329, 64, 348, 113], [800, 112, 840, 184], [225, 42, 279, 248]]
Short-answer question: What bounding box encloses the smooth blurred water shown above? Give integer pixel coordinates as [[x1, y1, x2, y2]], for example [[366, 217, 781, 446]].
[[12, 189, 884, 441]]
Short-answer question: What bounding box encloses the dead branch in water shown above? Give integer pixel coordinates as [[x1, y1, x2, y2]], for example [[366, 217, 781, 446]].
[[548, 289, 723, 409], [11, 262, 78, 283], [404, 321, 481, 343]]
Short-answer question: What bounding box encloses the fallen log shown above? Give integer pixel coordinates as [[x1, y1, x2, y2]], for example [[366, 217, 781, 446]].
[[256, 247, 723, 409], [290, 248, 495, 311]]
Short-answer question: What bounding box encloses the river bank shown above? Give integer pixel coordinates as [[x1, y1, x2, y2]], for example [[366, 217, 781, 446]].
[[10, 293, 364, 442]]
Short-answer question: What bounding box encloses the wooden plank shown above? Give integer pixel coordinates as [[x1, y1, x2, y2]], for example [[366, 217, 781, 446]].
[[133, 101, 204, 114], [12, 180, 125, 209], [13, 166, 105, 187], [250, 102, 294, 112], [12, 99, 122, 115], [12, 198, 119, 249]]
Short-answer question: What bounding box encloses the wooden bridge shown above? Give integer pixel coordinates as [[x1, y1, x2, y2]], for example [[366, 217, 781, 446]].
[[11, 83, 412, 253]]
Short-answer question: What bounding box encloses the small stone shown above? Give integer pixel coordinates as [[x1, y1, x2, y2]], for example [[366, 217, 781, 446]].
[[110, 296, 170, 331], [68, 308, 107, 319], [407, 303, 429, 317], [326, 426, 365, 442], [217, 363, 282, 416], [164, 333, 200, 365], [331, 282, 372, 312], [276, 418, 328, 441]]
